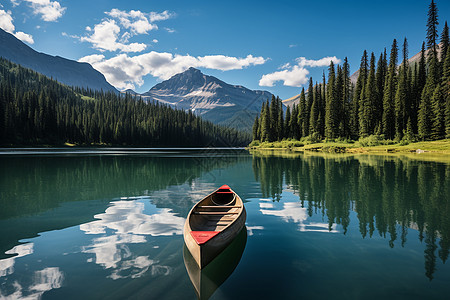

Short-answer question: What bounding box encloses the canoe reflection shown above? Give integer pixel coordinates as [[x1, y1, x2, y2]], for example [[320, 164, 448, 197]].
[[183, 227, 247, 300]]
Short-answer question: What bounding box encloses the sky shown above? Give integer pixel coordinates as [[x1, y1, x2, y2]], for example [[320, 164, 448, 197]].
[[0, 0, 449, 99]]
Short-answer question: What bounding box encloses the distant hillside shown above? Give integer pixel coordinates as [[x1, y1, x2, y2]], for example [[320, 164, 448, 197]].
[[0, 28, 117, 92], [142, 67, 274, 130], [0, 58, 250, 146]]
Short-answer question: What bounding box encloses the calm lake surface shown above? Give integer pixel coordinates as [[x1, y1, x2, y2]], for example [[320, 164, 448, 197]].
[[0, 149, 449, 299]]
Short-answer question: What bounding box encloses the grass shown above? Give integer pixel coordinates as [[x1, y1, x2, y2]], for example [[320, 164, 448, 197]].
[[248, 138, 450, 154]]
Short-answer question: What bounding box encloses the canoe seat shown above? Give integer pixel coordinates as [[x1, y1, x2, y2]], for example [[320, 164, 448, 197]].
[[198, 205, 241, 208], [193, 211, 239, 215]]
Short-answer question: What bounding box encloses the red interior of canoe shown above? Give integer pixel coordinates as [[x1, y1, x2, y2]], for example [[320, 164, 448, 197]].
[[190, 231, 220, 245]]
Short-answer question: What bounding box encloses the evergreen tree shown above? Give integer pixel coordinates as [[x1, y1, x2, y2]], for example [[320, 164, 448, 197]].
[[284, 105, 291, 138], [382, 39, 398, 139], [260, 100, 270, 142], [418, 56, 439, 140], [309, 82, 319, 136], [276, 96, 284, 141], [351, 50, 368, 138], [443, 47, 450, 138], [441, 21, 449, 62], [360, 52, 377, 137], [427, 0, 439, 59], [304, 78, 314, 137], [375, 49, 387, 132], [290, 103, 300, 140], [431, 85, 445, 139], [341, 57, 351, 137], [297, 88, 306, 138], [394, 38, 410, 140], [269, 95, 277, 141], [252, 115, 260, 141], [325, 61, 338, 139]]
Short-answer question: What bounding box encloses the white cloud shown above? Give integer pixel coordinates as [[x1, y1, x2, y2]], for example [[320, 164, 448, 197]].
[[80, 19, 147, 53], [259, 65, 310, 87], [149, 10, 172, 22], [0, 9, 34, 44], [259, 56, 341, 87], [80, 9, 173, 53], [79, 51, 268, 90], [164, 27, 175, 33], [0, 9, 15, 32], [13, 31, 34, 43], [297, 56, 341, 68], [106, 9, 158, 35], [24, 0, 66, 22]]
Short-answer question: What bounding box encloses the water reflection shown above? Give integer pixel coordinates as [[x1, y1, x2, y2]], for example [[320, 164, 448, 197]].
[[251, 151, 450, 280], [0, 267, 64, 299], [184, 227, 247, 300], [259, 200, 338, 233], [80, 198, 185, 280], [0, 243, 34, 277]]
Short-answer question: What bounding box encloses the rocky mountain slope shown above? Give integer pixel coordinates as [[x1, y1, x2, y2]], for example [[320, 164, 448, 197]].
[[143, 67, 273, 129]]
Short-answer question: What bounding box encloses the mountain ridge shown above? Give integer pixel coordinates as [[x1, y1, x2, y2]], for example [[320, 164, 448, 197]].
[[0, 28, 117, 93], [142, 67, 274, 130]]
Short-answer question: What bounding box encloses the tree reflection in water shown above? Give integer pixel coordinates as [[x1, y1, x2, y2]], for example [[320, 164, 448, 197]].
[[251, 151, 450, 280]]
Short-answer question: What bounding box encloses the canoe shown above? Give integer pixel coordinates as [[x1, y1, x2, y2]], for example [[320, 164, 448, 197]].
[[184, 227, 247, 300], [183, 184, 246, 269]]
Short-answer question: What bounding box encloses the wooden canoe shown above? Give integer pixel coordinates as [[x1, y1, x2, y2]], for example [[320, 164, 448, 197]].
[[183, 184, 246, 269]]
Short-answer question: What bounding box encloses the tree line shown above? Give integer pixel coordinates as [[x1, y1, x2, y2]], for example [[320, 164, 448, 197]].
[[253, 0, 449, 143], [0, 58, 250, 146]]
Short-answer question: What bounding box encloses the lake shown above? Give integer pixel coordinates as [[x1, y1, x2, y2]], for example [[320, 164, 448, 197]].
[[0, 149, 449, 299]]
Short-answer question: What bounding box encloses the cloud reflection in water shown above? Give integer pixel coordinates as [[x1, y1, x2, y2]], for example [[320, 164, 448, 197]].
[[259, 200, 338, 233], [80, 198, 185, 280]]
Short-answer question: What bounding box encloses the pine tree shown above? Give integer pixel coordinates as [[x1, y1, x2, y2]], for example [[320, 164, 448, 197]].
[[427, 0, 439, 60], [441, 21, 449, 62], [375, 50, 387, 132], [297, 88, 306, 138], [341, 57, 351, 137], [325, 61, 338, 139], [304, 78, 314, 137], [443, 47, 450, 138], [284, 105, 291, 139], [277, 96, 284, 141], [394, 38, 410, 140], [269, 95, 277, 141], [382, 39, 398, 139], [309, 83, 319, 135], [360, 52, 377, 137], [351, 51, 368, 138], [418, 56, 439, 140], [252, 115, 260, 141], [290, 103, 300, 140], [260, 100, 270, 142], [431, 84, 445, 139]]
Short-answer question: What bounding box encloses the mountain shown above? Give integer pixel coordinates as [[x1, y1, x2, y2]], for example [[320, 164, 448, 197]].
[[142, 67, 273, 130], [0, 28, 117, 92]]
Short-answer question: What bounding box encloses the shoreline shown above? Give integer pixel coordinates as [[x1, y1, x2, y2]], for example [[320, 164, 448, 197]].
[[247, 139, 450, 154]]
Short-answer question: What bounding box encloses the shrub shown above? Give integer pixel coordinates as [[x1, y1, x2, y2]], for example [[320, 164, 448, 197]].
[[358, 135, 384, 147]]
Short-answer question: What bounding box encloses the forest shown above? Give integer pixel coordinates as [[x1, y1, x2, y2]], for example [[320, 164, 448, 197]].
[[252, 0, 449, 144], [0, 59, 250, 147]]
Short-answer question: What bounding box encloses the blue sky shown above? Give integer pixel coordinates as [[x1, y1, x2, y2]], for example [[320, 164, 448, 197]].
[[0, 0, 449, 99]]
